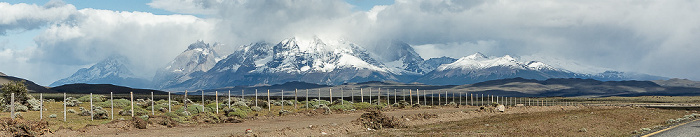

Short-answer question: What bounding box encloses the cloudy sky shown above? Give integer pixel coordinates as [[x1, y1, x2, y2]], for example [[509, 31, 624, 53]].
[[1, 0, 699, 86]]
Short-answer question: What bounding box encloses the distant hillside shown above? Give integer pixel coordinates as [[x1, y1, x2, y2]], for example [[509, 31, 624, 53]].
[[51, 84, 168, 95], [460, 77, 700, 97], [653, 78, 700, 88], [0, 75, 57, 93]]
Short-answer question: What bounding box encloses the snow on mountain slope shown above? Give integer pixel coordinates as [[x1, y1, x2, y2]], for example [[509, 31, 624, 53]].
[[164, 37, 400, 90], [417, 52, 578, 85], [372, 41, 425, 75], [437, 53, 525, 71], [256, 37, 388, 73], [152, 40, 221, 89], [50, 55, 150, 88], [420, 56, 457, 73]]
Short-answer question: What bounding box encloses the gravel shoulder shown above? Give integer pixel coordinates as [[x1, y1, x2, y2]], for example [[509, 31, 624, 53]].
[[46, 106, 596, 137]]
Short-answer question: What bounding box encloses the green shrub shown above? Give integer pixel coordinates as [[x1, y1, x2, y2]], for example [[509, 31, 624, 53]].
[[329, 100, 353, 110], [95, 99, 131, 109], [300, 99, 331, 109], [118, 106, 148, 116], [224, 107, 248, 118], [78, 95, 105, 102], [147, 104, 169, 112]]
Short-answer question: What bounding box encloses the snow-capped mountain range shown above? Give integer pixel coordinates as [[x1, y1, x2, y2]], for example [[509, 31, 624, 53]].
[[51, 37, 667, 90]]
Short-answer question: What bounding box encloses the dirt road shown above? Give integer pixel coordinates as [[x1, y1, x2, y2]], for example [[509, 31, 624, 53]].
[[46, 106, 604, 137]]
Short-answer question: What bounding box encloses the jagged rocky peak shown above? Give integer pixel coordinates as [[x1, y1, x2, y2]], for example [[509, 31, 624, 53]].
[[152, 40, 221, 89], [421, 56, 457, 72], [465, 52, 488, 60], [258, 36, 386, 74]]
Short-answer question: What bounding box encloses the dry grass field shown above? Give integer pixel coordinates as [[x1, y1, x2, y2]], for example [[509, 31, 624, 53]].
[[1, 95, 699, 136]]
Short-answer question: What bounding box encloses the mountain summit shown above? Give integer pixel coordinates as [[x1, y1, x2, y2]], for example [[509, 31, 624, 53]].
[[50, 55, 150, 88], [163, 37, 400, 90], [152, 40, 221, 89]]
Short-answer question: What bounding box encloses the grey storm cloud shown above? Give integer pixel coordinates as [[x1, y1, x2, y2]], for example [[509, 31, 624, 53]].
[[0, 0, 76, 35], [2, 0, 700, 85]]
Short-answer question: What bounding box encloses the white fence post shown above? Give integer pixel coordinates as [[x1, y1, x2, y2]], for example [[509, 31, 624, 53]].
[[417, 89, 420, 105], [267, 89, 270, 111], [295, 89, 298, 109], [228, 90, 231, 109], [351, 88, 354, 103], [360, 88, 364, 103], [63, 92, 66, 122], [11, 93, 15, 119], [340, 88, 343, 105], [386, 89, 390, 106], [168, 91, 171, 112], [215, 91, 218, 114], [90, 93, 93, 121], [40, 93, 43, 120], [255, 89, 258, 107], [282, 90, 285, 110], [409, 89, 413, 105], [369, 88, 372, 103], [111, 92, 114, 120], [201, 91, 205, 113], [151, 92, 154, 115], [131, 92, 134, 117]]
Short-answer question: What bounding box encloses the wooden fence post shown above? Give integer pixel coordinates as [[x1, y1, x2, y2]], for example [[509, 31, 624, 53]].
[[131, 92, 134, 117], [201, 91, 205, 113], [90, 93, 93, 121], [228, 90, 231, 109], [423, 89, 427, 106], [40, 93, 43, 120], [295, 89, 298, 109], [409, 89, 412, 105], [184, 90, 188, 113], [167, 91, 170, 112], [111, 92, 114, 120], [215, 91, 219, 114], [282, 90, 284, 110], [327, 88, 334, 103], [255, 89, 258, 107], [63, 92, 66, 122], [386, 89, 390, 106], [11, 93, 14, 119], [438, 92, 440, 106], [369, 88, 372, 104], [360, 88, 364, 103], [340, 88, 343, 105], [267, 89, 270, 111], [351, 88, 354, 103], [151, 92, 154, 115]]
